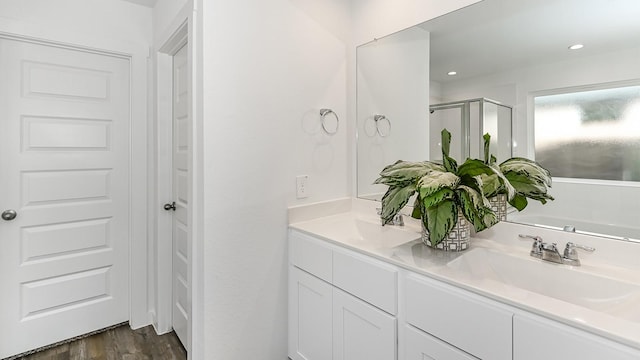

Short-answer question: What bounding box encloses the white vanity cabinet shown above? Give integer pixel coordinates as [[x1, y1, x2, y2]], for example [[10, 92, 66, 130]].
[[513, 313, 640, 360], [288, 230, 397, 360], [404, 273, 513, 360], [288, 226, 640, 360]]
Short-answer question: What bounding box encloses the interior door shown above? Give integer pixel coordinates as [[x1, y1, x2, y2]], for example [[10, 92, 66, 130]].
[[0, 36, 130, 358], [171, 43, 191, 349]]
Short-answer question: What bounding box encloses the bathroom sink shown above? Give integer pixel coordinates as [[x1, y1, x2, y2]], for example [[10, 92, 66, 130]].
[[295, 213, 421, 248], [447, 247, 640, 320]]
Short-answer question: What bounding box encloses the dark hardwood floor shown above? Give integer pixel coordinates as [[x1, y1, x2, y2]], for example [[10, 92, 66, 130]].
[[10, 324, 186, 360]]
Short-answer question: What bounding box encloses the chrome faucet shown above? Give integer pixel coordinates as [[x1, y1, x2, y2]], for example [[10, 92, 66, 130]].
[[562, 242, 596, 266], [519, 234, 544, 258], [377, 208, 404, 226], [518, 234, 595, 266]]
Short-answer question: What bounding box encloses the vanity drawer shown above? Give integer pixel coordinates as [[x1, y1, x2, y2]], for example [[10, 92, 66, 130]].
[[405, 324, 478, 360], [290, 230, 332, 283], [333, 249, 397, 315], [405, 274, 513, 360]]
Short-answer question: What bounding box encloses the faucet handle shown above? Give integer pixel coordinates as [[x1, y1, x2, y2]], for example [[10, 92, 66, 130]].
[[518, 234, 544, 245], [564, 242, 595, 261], [566, 242, 595, 252], [519, 234, 544, 257], [518, 234, 542, 241]]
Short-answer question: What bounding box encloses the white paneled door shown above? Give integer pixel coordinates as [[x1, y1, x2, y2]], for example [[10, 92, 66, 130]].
[[0, 37, 130, 358], [171, 43, 190, 349]]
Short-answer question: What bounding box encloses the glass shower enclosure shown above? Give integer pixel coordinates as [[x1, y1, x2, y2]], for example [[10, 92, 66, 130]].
[[429, 98, 513, 163]]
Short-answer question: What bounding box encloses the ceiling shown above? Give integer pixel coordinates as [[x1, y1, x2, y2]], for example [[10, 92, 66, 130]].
[[422, 0, 640, 83]]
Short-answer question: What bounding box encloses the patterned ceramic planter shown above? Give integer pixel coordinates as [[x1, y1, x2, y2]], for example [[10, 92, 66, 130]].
[[489, 194, 508, 222], [421, 210, 470, 251]]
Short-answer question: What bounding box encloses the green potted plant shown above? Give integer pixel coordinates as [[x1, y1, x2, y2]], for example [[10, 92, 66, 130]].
[[479, 133, 554, 218], [375, 129, 498, 251]]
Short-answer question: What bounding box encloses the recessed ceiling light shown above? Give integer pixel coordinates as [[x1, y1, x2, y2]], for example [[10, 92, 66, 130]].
[[568, 44, 584, 50], [447, 71, 457, 76]]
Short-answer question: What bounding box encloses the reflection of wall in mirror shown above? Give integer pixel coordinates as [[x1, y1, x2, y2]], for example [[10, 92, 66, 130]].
[[428, 106, 464, 162], [509, 180, 640, 242], [351, 0, 482, 46], [436, 46, 640, 238], [356, 27, 430, 200]]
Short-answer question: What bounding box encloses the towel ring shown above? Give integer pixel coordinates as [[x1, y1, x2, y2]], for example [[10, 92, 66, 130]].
[[374, 114, 391, 137], [320, 108, 339, 135]]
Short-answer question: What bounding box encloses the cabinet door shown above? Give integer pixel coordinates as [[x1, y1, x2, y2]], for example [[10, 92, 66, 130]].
[[333, 287, 396, 360], [514, 314, 640, 360], [404, 325, 478, 360], [289, 267, 333, 360]]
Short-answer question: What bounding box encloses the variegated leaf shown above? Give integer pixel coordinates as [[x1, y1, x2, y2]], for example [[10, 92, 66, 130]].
[[373, 176, 412, 187], [440, 129, 458, 173], [379, 160, 444, 177], [479, 173, 502, 198], [375, 161, 445, 187], [411, 196, 423, 219], [380, 184, 416, 225], [509, 193, 528, 211], [417, 170, 460, 199], [500, 157, 552, 187], [456, 187, 484, 230], [505, 172, 549, 196], [483, 133, 491, 164], [457, 159, 494, 178], [425, 199, 458, 246], [489, 162, 516, 200], [457, 185, 484, 208], [422, 187, 455, 208], [459, 174, 483, 195], [481, 208, 498, 229]]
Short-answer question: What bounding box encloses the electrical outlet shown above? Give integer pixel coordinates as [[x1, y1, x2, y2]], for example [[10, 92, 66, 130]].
[[296, 175, 309, 199]]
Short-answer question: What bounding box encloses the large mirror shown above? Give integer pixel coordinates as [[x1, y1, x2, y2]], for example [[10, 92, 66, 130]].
[[356, 0, 640, 241]]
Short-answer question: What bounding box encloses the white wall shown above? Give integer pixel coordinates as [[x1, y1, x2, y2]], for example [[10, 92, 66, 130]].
[[0, 0, 152, 49], [153, 0, 189, 42], [0, 0, 153, 329], [199, 0, 350, 358]]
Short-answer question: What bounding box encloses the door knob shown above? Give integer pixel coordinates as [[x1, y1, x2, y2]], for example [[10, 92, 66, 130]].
[[163, 202, 176, 211], [2, 209, 17, 221]]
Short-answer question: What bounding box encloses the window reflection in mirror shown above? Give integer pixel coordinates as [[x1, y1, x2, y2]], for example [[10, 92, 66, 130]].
[[534, 84, 640, 181]]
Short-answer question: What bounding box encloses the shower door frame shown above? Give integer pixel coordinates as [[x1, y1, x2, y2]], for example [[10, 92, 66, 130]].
[[429, 97, 513, 161]]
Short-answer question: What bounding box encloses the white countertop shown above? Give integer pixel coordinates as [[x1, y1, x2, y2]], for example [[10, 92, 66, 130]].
[[288, 198, 640, 351]]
